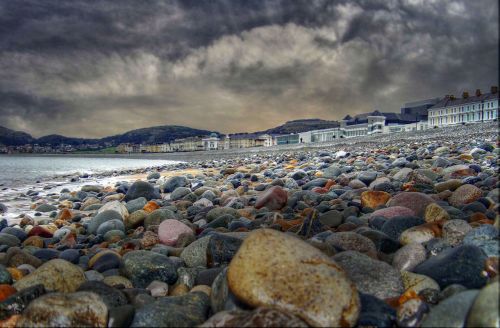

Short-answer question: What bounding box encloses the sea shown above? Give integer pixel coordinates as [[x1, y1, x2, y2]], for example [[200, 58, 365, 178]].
[[0, 155, 180, 187]]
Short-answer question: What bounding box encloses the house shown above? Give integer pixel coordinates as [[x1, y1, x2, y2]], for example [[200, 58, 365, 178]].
[[202, 133, 221, 151], [428, 86, 499, 127]]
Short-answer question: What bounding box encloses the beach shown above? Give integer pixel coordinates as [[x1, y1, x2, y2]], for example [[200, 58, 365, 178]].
[[0, 122, 498, 327]]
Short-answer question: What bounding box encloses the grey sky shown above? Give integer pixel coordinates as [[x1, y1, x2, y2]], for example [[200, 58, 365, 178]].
[[0, 0, 498, 137]]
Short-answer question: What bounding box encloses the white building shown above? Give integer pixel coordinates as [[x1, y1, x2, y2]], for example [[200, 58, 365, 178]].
[[202, 133, 221, 151], [428, 87, 498, 128]]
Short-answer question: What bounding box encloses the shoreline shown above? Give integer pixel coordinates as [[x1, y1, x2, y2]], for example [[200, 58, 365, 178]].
[[0, 122, 498, 326]]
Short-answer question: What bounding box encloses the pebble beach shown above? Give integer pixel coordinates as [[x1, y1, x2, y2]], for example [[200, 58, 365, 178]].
[[0, 122, 498, 327]]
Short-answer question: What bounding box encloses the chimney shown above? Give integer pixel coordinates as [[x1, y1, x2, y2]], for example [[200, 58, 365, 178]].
[[475, 89, 481, 97], [491, 86, 498, 94], [462, 91, 469, 99], [449, 94, 456, 100]]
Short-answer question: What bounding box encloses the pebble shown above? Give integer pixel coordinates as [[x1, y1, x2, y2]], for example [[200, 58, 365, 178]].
[[466, 280, 500, 327], [448, 184, 483, 207], [254, 186, 288, 210], [121, 250, 178, 288], [392, 243, 427, 271], [227, 229, 360, 327], [333, 250, 404, 299], [421, 289, 479, 328], [158, 219, 193, 246]]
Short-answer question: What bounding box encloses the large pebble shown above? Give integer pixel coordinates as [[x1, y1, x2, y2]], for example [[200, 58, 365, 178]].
[[387, 192, 435, 217], [158, 219, 193, 246], [254, 186, 288, 210], [466, 280, 500, 327], [121, 250, 178, 288], [421, 290, 479, 328], [227, 229, 360, 327], [448, 184, 483, 207]]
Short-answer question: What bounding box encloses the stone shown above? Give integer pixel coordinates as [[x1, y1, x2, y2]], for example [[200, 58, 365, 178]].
[[466, 280, 499, 327], [0, 285, 17, 302], [147, 172, 161, 180], [90, 251, 122, 273], [3, 247, 43, 268], [206, 208, 239, 222], [34, 204, 57, 212], [413, 244, 488, 289], [1, 227, 27, 241], [16, 291, 108, 327], [0, 284, 46, 320], [0, 233, 21, 247], [125, 197, 147, 214], [449, 184, 483, 207], [207, 234, 243, 267], [181, 236, 211, 268], [125, 181, 160, 201], [200, 307, 309, 327], [227, 229, 360, 327], [125, 210, 147, 229], [424, 203, 450, 222], [325, 232, 378, 258], [108, 305, 135, 328], [0, 265, 12, 285], [254, 186, 288, 210], [435, 179, 463, 192], [319, 210, 343, 227], [162, 176, 189, 193], [333, 250, 404, 299], [98, 200, 129, 218], [146, 280, 169, 297], [130, 292, 209, 327], [144, 209, 177, 229], [87, 210, 123, 235], [442, 219, 472, 246], [463, 225, 499, 257], [158, 219, 193, 246], [121, 250, 178, 288], [14, 259, 86, 293], [103, 275, 133, 289], [170, 187, 192, 201], [357, 292, 396, 327], [380, 216, 425, 241], [387, 192, 435, 217], [421, 290, 479, 328], [361, 190, 391, 209], [97, 219, 125, 235], [370, 206, 416, 219], [393, 243, 427, 271], [401, 270, 440, 294], [399, 224, 439, 245], [77, 281, 127, 309]]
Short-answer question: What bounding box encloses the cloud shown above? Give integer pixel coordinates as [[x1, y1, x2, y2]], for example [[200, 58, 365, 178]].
[[0, 0, 498, 138]]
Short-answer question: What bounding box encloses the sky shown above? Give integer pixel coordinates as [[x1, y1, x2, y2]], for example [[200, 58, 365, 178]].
[[0, 0, 498, 138]]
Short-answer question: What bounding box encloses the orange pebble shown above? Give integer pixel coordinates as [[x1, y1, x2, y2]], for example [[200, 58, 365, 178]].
[[143, 201, 160, 213], [0, 285, 17, 302], [6, 268, 23, 281], [0, 315, 21, 328]]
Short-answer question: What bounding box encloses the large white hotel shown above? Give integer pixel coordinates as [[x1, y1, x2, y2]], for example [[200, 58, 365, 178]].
[[428, 86, 498, 127]]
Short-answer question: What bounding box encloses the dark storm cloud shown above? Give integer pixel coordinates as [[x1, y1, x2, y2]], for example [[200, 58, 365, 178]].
[[0, 0, 498, 137]]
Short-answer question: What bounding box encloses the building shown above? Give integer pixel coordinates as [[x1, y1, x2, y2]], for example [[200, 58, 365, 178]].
[[223, 134, 267, 149], [202, 133, 221, 151], [400, 97, 441, 121], [428, 87, 499, 127], [169, 137, 204, 152]]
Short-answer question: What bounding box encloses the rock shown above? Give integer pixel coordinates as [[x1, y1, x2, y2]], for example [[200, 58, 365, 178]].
[[424, 203, 450, 222], [125, 181, 160, 201], [435, 179, 463, 192], [421, 290, 479, 328], [162, 176, 190, 193], [466, 280, 499, 327], [34, 204, 57, 212], [81, 185, 103, 192], [448, 184, 483, 207], [144, 209, 177, 229], [146, 280, 169, 297], [98, 200, 129, 219], [3, 247, 43, 268], [254, 186, 288, 210], [393, 243, 427, 271], [130, 292, 209, 327], [16, 291, 108, 327], [325, 232, 378, 258], [125, 197, 147, 214], [158, 219, 193, 246], [125, 210, 147, 229], [463, 225, 499, 257], [227, 229, 360, 327], [108, 305, 135, 328], [361, 191, 391, 209], [401, 270, 440, 294], [121, 250, 178, 288], [207, 234, 243, 267], [147, 172, 161, 180], [0, 265, 12, 285], [200, 307, 309, 327], [78, 281, 127, 309], [87, 210, 123, 235], [387, 192, 435, 217], [413, 244, 488, 289], [89, 251, 122, 273], [319, 210, 343, 228], [0, 203, 6, 214], [442, 219, 472, 246], [370, 206, 416, 219], [181, 236, 211, 267], [0, 233, 21, 247], [399, 224, 439, 245], [380, 216, 425, 241], [1, 227, 27, 241], [14, 259, 86, 293], [103, 275, 133, 289], [0, 284, 46, 320], [333, 250, 404, 299], [170, 187, 192, 201], [97, 219, 125, 235], [357, 292, 396, 327]]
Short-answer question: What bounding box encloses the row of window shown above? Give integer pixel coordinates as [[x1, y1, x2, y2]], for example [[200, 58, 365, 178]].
[[429, 101, 497, 116], [430, 110, 498, 125]]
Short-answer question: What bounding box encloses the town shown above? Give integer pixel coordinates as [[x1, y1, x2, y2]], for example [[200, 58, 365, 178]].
[[2, 86, 498, 154]]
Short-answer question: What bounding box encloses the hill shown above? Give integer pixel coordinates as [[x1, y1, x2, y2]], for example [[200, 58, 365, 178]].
[[259, 118, 339, 134], [36, 134, 100, 146], [0, 126, 35, 146], [101, 125, 216, 145]]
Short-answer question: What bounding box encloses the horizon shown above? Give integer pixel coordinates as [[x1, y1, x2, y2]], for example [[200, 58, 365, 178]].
[[0, 0, 499, 138]]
